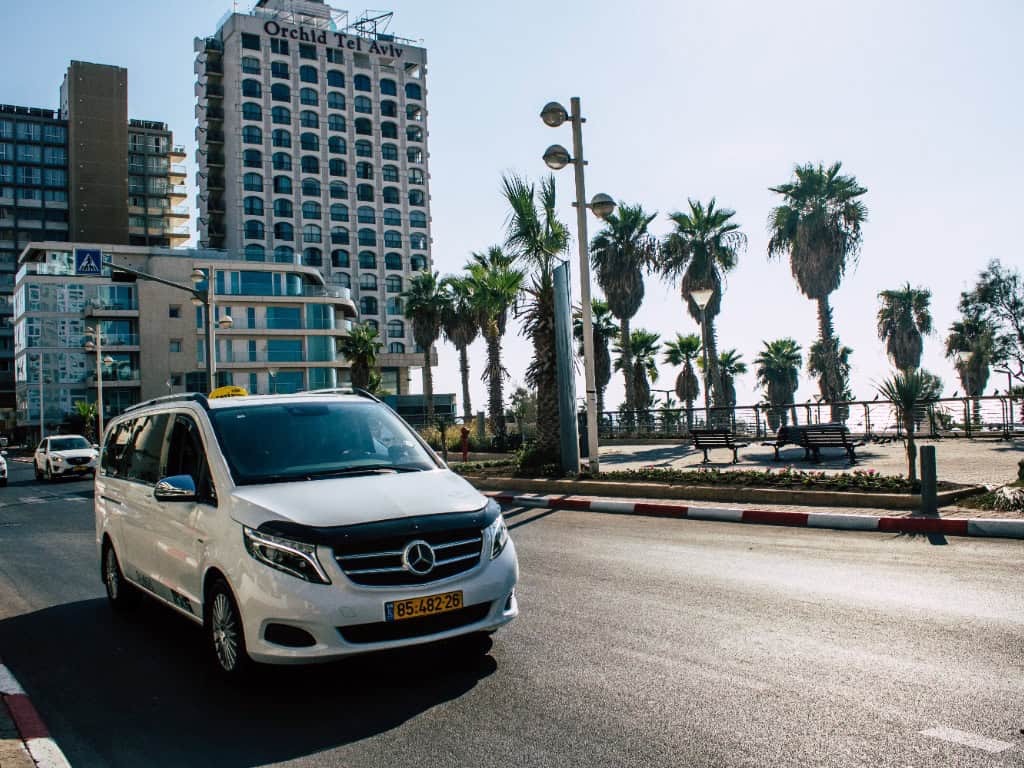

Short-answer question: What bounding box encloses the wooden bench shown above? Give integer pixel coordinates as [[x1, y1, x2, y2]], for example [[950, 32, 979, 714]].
[[761, 425, 807, 461], [801, 424, 864, 463], [691, 429, 749, 464]]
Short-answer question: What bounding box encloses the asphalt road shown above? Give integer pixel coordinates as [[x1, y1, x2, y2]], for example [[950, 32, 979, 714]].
[[0, 458, 1021, 767]]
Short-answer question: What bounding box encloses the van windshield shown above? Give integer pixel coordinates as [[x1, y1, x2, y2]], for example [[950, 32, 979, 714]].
[[50, 437, 91, 451], [209, 401, 439, 485]]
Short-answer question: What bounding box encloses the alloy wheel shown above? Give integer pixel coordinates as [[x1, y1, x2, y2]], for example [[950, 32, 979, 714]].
[[211, 592, 240, 672], [104, 547, 120, 601]]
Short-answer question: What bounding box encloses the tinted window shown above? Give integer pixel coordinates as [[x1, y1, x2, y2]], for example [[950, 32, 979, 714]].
[[164, 415, 215, 501], [125, 414, 170, 485], [49, 437, 90, 451], [102, 420, 135, 477]]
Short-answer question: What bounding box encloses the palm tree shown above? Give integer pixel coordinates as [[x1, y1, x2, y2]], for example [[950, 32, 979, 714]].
[[945, 300, 996, 427], [502, 174, 569, 463], [877, 371, 929, 484], [808, 339, 854, 401], [73, 400, 98, 443], [589, 204, 657, 412], [768, 162, 868, 413], [573, 299, 618, 415], [877, 283, 933, 373], [440, 275, 479, 424], [466, 247, 524, 446], [717, 349, 747, 407], [339, 323, 382, 390], [659, 198, 746, 408], [614, 330, 660, 415], [662, 333, 701, 431], [401, 270, 446, 424], [754, 338, 803, 430]]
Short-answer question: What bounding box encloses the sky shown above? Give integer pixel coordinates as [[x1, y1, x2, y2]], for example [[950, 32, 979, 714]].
[[5, 0, 1022, 411]]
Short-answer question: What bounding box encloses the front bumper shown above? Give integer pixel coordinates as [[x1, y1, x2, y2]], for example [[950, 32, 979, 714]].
[[232, 540, 519, 664], [50, 461, 96, 476]]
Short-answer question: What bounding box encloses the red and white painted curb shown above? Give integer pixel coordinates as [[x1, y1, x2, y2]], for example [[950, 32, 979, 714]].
[[488, 492, 1024, 539], [0, 660, 71, 768]]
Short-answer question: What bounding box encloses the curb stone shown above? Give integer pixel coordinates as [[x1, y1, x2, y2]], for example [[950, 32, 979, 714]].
[[0, 660, 71, 768], [487, 492, 1024, 540]]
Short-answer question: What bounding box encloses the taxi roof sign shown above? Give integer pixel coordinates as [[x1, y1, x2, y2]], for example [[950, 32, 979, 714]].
[[208, 385, 248, 399]]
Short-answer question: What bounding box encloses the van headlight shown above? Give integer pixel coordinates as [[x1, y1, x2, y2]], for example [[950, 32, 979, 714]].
[[486, 509, 508, 560], [243, 527, 331, 584]]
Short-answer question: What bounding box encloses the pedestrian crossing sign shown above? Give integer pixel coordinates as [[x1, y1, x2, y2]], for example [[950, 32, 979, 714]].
[[74, 248, 103, 276]]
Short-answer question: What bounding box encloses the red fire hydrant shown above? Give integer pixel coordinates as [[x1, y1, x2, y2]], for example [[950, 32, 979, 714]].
[[460, 426, 470, 463]]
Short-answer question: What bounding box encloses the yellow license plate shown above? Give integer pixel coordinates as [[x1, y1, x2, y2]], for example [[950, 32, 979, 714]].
[[386, 590, 463, 622]]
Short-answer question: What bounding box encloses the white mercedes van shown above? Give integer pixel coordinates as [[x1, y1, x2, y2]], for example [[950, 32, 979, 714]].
[[95, 390, 518, 677]]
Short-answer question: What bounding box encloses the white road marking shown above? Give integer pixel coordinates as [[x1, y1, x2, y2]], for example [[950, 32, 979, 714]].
[[920, 726, 1014, 753], [27, 737, 73, 768], [16, 497, 47, 505], [0, 664, 26, 695]]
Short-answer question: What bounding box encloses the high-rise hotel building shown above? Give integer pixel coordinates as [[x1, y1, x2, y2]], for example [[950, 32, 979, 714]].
[[195, 0, 430, 394]]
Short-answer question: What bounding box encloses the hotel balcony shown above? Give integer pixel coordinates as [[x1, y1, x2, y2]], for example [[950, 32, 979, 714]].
[[85, 301, 139, 318], [169, 185, 188, 202], [169, 163, 187, 180], [170, 144, 187, 161]]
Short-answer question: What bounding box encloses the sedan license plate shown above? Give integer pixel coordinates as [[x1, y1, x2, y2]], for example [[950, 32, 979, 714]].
[[385, 590, 463, 622], [74, 466, 89, 472]]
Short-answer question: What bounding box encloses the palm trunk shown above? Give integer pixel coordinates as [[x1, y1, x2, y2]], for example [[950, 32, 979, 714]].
[[533, 303, 560, 462], [816, 297, 844, 419], [485, 329, 506, 444], [458, 345, 472, 424], [422, 345, 435, 424], [619, 316, 633, 412], [702, 319, 725, 414]]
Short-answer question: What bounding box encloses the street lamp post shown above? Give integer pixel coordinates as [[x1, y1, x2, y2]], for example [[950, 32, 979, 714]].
[[690, 288, 715, 427], [541, 97, 616, 474], [83, 326, 115, 440], [37, 351, 44, 443], [109, 264, 232, 393]]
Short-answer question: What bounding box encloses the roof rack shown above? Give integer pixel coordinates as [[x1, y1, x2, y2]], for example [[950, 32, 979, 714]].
[[302, 387, 382, 403], [122, 393, 210, 414]]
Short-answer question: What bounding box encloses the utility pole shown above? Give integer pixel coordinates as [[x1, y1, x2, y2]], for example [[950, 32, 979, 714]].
[[553, 262, 579, 474]]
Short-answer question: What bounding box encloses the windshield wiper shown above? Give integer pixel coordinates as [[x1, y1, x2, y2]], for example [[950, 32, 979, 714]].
[[305, 465, 425, 478]]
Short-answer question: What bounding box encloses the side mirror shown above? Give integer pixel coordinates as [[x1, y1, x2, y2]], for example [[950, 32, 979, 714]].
[[154, 475, 197, 503], [92, 444, 99, 451]]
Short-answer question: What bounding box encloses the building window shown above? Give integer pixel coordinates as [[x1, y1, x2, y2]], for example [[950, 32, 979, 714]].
[[327, 70, 345, 87], [381, 122, 398, 139], [331, 226, 349, 244], [358, 228, 376, 246], [384, 230, 402, 248], [356, 162, 373, 180], [272, 106, 290, 124], [357, 206, 375, 224], [329, 158, 346, 176], [303, 224, 322, 243], [273, 199, 293, 217], [354, 74, 372, 92], [386, 298, 403, 315], [271, 61, 289, 78], [241, 56, 261, 74], [334, 272, 351, 288], [410, 234, 427, 251], [354, 96, 372, 114], [270, 38, 289, 55], [411, 254, 428, 270], [382, 165, 399, 182], [407, 126, 423, 142], [385, 252, 402, 270], [302, 201, 321, 219], [242, 102, 262, 121], [272, 152, 292, 170], [243, 173, 264, 192], [360, 297, 378, 315], [386, 275, 403, 293], [242, 79, 261, 97], [274, 222, 294, 240], [273, 175, 292, 194], [360, 273, 377, 290], [244, 220, 265, 240], [380, 100, 397, 117], [243, 149, 262, 168], [406, 83, 422, 100], [329, 136, 346, 154], [242, 125, 263, 144], [274, 245, 294, 263], [169, 339, 182, 353], [303, 247, 322, 266], [409, 211, 427, 229], [300, 132, 319, 151], [389, 342, 405, 354], [382, 187, 400, 204], [300, 110, 319, 128], [301, 156, 320, 174], [355, 140, 372, 157], [332, 249, 350, 267], [300, 88, 318, 106], [244, 196, 264, 215], [245, 244, 266, 261], [328, 114, 346, 132], [383, 208, 401, 226], [272, 128, 291, 147], [407, 147, 424, 163], [409, 189, 426, 207], [356, 184, 375, 202], [241, 33, 261, 50], [407, 105, 424, 122], [169, 305, 181, 318], [381, 143, 398, 160], [326, 48, 344, 64], [359, 251, 376, 269], [330, 203, 349, 221], [330, 181, 348, 199], [271, 83, 290, 102], [299, 43, 316, 60], [355, 118, 372, 136], [327, 92, 345, 110], [299, 65, 318, 83], [302, 178, 321, 196], [380, 78, 397, 95], [409, 168, 425, 185]]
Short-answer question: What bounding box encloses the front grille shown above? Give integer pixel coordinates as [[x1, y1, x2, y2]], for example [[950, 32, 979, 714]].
[[335, 527, 483, 586], [67, 457, 91, 466], [338, 602, 491, 644]]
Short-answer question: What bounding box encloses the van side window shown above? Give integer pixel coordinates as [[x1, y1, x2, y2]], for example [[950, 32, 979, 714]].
[[125, 414, 170, 485], [102, 420, 135, 477], [164, 415, 216, 503]]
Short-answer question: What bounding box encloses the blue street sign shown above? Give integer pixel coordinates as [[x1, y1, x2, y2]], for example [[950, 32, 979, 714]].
[[74, 248, 103, 276]]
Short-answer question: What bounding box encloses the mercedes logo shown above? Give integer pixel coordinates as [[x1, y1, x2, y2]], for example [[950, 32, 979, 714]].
[[401, 540, 436, 576]]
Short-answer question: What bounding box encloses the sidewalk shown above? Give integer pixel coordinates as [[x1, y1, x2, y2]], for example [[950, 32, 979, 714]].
[[488, 491, 1024, 540]]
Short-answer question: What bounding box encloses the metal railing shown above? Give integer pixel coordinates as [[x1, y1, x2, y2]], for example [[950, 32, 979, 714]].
[[597, 395, 1023, 441]]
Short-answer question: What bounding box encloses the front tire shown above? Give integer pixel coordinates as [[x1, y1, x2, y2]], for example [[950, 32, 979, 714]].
[[102, 541, 135, 610], [34, 462, 42, 481], [44, 463, 53, 482], [206, 578, 253, 679]]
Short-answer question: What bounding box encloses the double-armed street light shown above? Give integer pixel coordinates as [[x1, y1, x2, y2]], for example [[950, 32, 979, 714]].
[[83, 325, 115, 439], [540, 98, 616, 474]]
